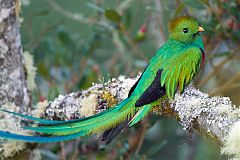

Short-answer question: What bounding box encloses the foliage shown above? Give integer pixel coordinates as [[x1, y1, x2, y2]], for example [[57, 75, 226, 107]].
[[21, 0, 239, 159]]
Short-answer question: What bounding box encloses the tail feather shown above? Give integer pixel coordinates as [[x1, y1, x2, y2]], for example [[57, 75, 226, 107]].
[[0, 109, 65, 125], [23, 104, 136, 136], [0, 98, 154, 143], [0, 131, 85, 143], [129, 105, 153, 126], [0, 108, 115, 125], [102, 120, 128, 144]]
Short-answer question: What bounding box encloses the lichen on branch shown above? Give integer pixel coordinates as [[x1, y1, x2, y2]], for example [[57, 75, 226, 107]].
[[40, 75, 240, 159], [1, 74, 240, 159], [43, 75, 139, 120], [0, 0, 31, 158]]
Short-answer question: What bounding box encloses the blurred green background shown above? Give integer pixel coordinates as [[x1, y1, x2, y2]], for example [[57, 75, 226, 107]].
[[20, 0, 240, 159]]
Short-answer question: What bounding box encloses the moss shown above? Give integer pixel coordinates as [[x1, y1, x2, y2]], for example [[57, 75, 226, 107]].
[[79, 93, 98, 117], [0, 141, 26, 159], [221, 121, 240, 159], [101, 90, 118, 109], [31, 100, 48, 118], [0, 103, 29, 158], [23, 51, 37, 91], [172, 85, 240, 141], [152, 99, 180, 121]]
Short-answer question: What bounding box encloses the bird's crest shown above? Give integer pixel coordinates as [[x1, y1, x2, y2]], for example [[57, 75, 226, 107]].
[[168, 16, 198, 32]]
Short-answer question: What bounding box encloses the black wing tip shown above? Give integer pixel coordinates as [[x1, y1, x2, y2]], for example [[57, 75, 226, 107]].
[[134, 69, 166, 107], [101, 121, 128, 144], [135, 101, 143, 107]]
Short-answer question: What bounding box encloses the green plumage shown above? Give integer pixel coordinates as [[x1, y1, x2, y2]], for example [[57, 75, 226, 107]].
[[0, 16, 205, 143]]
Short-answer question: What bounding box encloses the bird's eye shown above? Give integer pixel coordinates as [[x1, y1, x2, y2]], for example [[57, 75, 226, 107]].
[[183, 28, 188, 33]]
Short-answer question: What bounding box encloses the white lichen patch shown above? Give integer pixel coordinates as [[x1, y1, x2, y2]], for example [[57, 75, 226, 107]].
[[0, 141, 26, 158], [0, 103, 27, 158], [107, 74, 139, 101], [173, 86, 209, 129], [45, 86, 102, 120], [31, 100, 48, 118], [215, 102, 240, 120], [0, 39, 9, 55], [44, 75, 139, 120], [221, 121, 240, 159], [0, 8, 11, 22], [23, 51, 37, 91], [172, 85, 240, 140], [9, 67, 21, 80], [79, 94, 98, 117], [0, 103, 26, 135], [45, 94, 82, 120]]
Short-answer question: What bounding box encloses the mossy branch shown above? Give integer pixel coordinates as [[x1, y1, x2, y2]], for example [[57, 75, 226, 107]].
[[33, 75, 240, 158], [1, 76, 240, 159], [2, 75, 239, 158]]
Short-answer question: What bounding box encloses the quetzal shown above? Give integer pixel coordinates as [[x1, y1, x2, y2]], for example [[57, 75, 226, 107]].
[[0, 16, 205, 144]]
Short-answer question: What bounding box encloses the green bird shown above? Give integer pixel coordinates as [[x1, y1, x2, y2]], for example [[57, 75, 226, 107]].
[[0, 16, 205, 143]]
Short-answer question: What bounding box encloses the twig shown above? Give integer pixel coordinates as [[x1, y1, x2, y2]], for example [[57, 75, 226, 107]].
[[197, 57, 232, 88], [60, 142, 66, 160], [46, 0, 89, 24], [209, 73, 240, 95], [117, 0, 135, 14], [135, 118, 149, 155], [45, 0, 114, 31]]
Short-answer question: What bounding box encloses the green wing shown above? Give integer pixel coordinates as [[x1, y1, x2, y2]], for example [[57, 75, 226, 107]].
[[160, 47, 202, 99]]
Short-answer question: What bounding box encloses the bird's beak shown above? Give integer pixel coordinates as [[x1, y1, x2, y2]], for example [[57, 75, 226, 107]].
[[198, 26, 204, 32]]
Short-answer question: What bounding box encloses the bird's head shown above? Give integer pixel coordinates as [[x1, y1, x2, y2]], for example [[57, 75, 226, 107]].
[[168, 16, 204, 44]]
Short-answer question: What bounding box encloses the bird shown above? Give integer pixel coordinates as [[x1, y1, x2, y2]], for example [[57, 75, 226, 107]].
[[0, 16, 205, 144]]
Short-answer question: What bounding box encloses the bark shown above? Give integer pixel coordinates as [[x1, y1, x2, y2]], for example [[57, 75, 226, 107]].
[[0, 0, 30, 159], [0, 0, 29, 109], [42, 76, 240, 145]]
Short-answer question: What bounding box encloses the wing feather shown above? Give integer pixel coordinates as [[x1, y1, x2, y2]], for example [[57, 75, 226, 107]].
[[160, 47, 202, 99]]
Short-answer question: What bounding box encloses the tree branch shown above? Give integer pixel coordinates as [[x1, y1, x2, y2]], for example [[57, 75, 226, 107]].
[[0, 0, 29, 109], [0, 0, 31, 158], [34, 75, 240, 158], [33, 75, 239, 143]]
